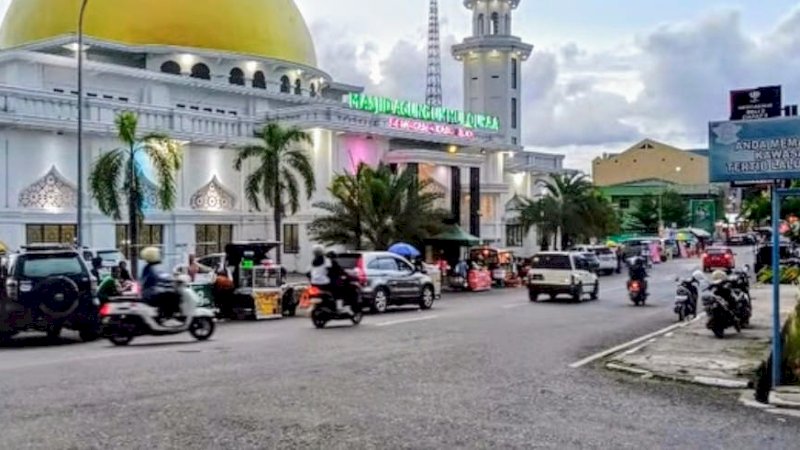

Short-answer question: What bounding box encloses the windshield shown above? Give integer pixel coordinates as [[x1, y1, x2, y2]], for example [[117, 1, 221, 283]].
[[97, 250, 125, 263], [336, 254, 362, 269], [20, 255, 84, 278], [531, 254, 572, 269], [593, 247, 613, 255]]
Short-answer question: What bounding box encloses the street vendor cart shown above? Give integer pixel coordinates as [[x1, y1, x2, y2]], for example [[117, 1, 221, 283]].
[[213, 241, 304, 320]]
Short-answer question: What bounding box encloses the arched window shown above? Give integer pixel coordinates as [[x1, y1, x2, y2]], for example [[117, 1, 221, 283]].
[[253, 71, 266, 89], [229, 68, 245, 86], [476, 14, 485, 35], [490, 13, 500, 35], [505, 14, 511, 34], [309, 83, 317, 97], [191, 63, 210, 80], [160, 60, 181, 75], [294, 79, 302, 95], [280, 76, 291, 93]]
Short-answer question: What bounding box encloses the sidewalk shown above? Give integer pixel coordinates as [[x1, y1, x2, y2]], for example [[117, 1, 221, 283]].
[[606, 285, 797, 388]]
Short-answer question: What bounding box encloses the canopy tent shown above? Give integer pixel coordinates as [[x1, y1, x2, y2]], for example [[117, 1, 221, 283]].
[[680, 228, 712, 239], [427, 226, 481, 246], [0, 241, 7, 254]]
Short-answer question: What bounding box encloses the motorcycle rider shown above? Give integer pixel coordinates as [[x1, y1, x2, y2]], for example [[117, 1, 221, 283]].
[[308, 245, 352, 315], [627, 256, 648, 297], [140, 246, 181, 323]]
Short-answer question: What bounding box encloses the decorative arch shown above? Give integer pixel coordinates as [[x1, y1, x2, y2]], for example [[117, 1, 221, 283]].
[[280, 75, 291, 93], [490, 12, 500, 35], [253, 71, 266, 89], [191, 63, 211, 80], [18, 166, 77, 210], [229, 67, 245, 86], [477, 13, 485, 35], [294, 78, 302, 95], [160, 60, 181, 75], [309, 82, 317, 97], [190, 176, 236, 211]]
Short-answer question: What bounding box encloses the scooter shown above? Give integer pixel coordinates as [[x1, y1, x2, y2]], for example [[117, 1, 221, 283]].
[[100, 277, 216, 346], [308, 285, 363, 329], [673, 272, 701, 321], [627, 278, 648, 306]]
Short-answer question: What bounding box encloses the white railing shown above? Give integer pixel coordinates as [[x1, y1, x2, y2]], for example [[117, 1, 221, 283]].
[[0, 85, 258, 141]]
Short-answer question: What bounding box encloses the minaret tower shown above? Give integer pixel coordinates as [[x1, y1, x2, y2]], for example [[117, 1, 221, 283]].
[[452, 0, 533, 145], [425, 0, 443, 107]]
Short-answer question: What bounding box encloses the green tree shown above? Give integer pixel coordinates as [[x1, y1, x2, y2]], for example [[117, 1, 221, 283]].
[[234, 123, 315, 264], [518, 173, 619, 249], [89, 112, 183, 274], [310, 163, 447, 250], [629, 194, 660, 234], [660, 190, 689, 228], [741, 192, 770, 226]]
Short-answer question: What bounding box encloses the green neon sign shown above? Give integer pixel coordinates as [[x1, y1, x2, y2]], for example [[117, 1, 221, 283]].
[[347, 93, 501, 132]]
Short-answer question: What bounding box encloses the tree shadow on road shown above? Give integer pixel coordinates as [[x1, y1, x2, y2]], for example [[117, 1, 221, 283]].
[[0, 333, 85, 350]]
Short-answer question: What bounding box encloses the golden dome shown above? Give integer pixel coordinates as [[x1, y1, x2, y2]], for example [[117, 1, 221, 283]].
[[0, 0, 317, 67]]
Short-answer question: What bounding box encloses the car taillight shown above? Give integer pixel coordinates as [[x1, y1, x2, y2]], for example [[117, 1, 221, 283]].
[[99, 303, 112, 317], [725, 253, 733, 259], [307, 286, 321, 297], [5, 280, 18, 301], [356, 258, 367, 286], [702, 253, 708, 259]]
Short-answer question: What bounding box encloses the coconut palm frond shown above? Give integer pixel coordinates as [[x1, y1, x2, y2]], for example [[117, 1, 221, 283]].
[[142, 138, 183, 210], [89, 148, 126, 220]]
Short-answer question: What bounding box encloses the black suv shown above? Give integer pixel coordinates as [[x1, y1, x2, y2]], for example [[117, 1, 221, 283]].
[[1, 245, 100, 341]]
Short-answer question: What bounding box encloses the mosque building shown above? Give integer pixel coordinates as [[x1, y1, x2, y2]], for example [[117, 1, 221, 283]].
[[0, 0, 564, 270]]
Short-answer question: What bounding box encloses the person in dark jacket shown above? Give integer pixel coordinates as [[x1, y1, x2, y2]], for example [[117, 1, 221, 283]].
[[140, 247, 180, 320]]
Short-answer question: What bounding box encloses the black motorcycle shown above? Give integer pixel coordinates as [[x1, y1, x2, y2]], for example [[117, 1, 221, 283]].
[[702, 278, 751, 338], [627, 278, 648, 306], [673, 276, 699, 321], [308, 284, 363, 329]]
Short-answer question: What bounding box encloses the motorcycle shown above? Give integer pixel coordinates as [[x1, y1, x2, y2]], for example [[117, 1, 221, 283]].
[[673, 274, 701, 321], [702, 276, 751, 338], [308, 284, 363, 329], [627, 278, 648, 306], [99, 277, 216, 346]]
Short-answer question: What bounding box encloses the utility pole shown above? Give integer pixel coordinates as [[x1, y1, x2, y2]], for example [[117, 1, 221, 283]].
[[425, 0, 443, 107], [76, 0, 89, 247]]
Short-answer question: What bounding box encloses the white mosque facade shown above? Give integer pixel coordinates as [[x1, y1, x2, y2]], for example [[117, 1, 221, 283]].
[[0, 0, 565, 271]]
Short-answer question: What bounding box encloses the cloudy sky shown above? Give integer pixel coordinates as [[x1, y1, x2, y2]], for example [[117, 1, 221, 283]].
[[2, 0, 800, 171]]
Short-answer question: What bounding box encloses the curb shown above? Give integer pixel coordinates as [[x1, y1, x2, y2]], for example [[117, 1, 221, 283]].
[[605, 362, 652, 377], [606, 362, 751, 389], [691, 376, 750, 389]]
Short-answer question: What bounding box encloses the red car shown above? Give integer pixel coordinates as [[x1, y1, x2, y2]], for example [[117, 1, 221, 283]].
[[702, 247, 735, 272]]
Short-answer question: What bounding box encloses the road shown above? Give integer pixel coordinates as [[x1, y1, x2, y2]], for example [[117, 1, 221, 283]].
[[0, 252, 797, 449]]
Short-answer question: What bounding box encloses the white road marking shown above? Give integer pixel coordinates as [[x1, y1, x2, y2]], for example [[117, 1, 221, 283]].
[[568, 313, 705, 369], [621, 339, 657, 356], [374, 315, 440, 327]]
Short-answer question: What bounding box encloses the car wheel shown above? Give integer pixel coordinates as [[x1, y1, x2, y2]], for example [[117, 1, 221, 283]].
[[79, 328, 100, 342], [371, 288, 389, 314], [572, 284, 583, 303], [529, 290, 539, 302], [590, 282, 599, 300], [46, 325, 62, 341], [419, 285, 435, 310], [281, 291, 297, 317], [108, 334, 133, 346], [549, 293, 558, 301]]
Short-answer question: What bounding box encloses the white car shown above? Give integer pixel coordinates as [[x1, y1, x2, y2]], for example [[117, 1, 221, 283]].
[[572, 245, 618, 275], [527, 252, 599, 302]]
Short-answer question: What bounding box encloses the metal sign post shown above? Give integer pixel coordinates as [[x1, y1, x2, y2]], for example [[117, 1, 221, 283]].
[[772, 185, 782, 387]]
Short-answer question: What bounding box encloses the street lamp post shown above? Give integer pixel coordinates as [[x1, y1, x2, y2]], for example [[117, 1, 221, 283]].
[[76, 0, 89, 247]]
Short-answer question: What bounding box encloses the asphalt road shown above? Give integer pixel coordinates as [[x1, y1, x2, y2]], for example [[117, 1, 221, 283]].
[[1, 251, 797, 449]]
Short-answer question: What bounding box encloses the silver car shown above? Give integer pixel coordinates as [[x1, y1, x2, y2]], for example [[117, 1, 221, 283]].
[[334, 252, 437, 314]]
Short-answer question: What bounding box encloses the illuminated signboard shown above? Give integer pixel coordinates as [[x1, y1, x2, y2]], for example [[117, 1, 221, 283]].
[[348, 93, 500, 132], [388, 117, 476, 139]]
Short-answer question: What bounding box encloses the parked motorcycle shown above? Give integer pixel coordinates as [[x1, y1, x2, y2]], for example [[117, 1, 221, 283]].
[[673, 271, 702, 321], [702, 269, 752, 338], [100, 276, 216, 346], [308, 285, 363, 329]]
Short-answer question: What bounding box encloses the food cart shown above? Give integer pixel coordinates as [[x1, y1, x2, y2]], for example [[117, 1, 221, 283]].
[[469, 247, 516, 287], [218, 242, 304, 320]]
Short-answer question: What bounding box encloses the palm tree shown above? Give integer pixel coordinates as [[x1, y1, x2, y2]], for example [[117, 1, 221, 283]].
[[234, 123, 315, 264], [310, 163, 447, 250], [519, 172, 618, 248], [89, 112, 183, 275]]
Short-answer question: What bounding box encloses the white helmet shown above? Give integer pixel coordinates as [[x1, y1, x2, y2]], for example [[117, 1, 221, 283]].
[[710, 270, 727, 285], [312, 244, 325, 256], [692, 270, 706, 282], [140, 246, 161, 264]]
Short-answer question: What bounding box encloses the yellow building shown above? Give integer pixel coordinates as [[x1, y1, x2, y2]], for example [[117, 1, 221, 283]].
[[592, 139, 724, 232]]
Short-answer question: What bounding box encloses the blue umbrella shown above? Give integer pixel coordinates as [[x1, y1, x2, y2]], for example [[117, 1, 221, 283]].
[[388, 242, 421, 259]]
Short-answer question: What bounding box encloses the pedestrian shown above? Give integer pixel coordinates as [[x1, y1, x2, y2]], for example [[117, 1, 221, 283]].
[[118, 261, 132, 281], [90, 257, 103, 280], [187, 253, 200, 282]]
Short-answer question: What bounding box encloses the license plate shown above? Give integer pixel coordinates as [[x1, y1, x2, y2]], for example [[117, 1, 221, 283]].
[[531, 274, 544, 281], [675, 295, 688, 301]]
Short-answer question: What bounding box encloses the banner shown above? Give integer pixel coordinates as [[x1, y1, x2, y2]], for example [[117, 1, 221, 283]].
[[708, 118, 800, 182], [730, 86, 782, 121], [690, 200, 716, 234]]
